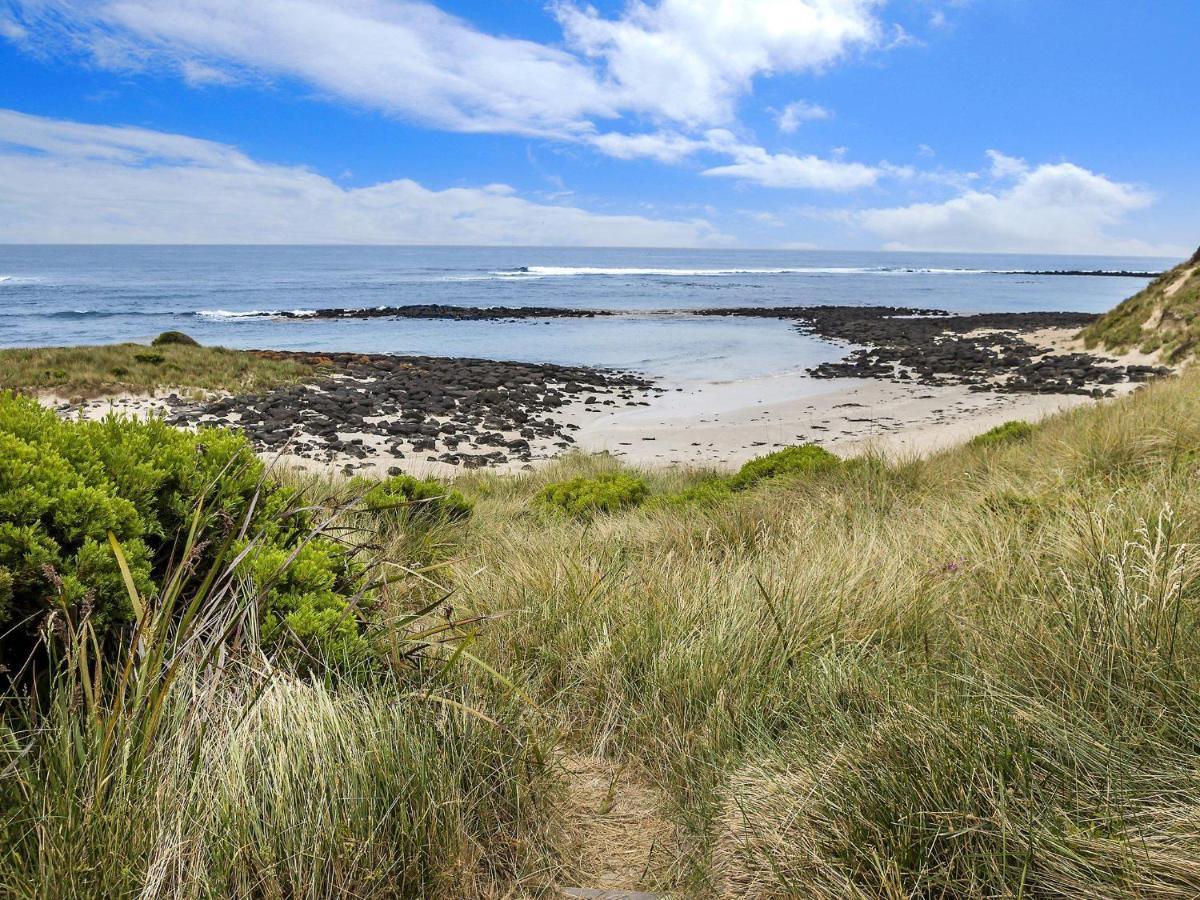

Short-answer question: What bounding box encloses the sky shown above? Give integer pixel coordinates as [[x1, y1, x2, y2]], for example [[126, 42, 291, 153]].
[[0, 0, 1195, 255]]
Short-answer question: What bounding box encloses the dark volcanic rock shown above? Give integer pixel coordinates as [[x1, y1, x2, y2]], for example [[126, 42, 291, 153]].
[[164, 351, 653, 469], [697, 306, 1170, 393]]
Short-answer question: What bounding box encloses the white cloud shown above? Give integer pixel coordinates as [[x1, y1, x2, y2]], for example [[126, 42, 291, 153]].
[[586, 130, 708, 164], [777, 100, 830, 133], [704, 144, 880, 191], [0, 15, 28, 40], [985, 149, 1028, 180], [180, 59, 238, 87], [555, 0, 880, 125], [8, 0, 883, 135], [0, 109, 725, 246], [3, 0, 904, 195], [858, 152, 1169, 254], [9, 0, 616, 136]]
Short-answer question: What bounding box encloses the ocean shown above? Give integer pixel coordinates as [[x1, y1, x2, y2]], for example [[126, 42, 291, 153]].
[[0, 245, 1172, 382]]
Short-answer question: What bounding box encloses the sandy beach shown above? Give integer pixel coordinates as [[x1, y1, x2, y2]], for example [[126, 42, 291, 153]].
[[49, 364, 1129, 479], [566, 372, 1113, 468], [40, 317, 1166, 478]]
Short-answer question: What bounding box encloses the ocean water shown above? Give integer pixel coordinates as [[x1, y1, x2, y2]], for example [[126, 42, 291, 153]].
[[0, 246, 1173, 381]]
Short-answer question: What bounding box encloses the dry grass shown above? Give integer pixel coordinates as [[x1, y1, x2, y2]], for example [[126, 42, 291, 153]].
[[0, 341, 316, 399]]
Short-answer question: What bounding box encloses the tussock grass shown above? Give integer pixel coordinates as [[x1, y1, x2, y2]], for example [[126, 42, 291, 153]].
[[6, 362, 1200, 896], [448, 369, 1200, 895], [0, 341, 314, 399], [0, 473, 556, 898]]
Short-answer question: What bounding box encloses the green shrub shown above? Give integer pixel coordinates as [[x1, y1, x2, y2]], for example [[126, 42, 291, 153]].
[[649, 477, 734, 509], [969, 420, 1035, 448], [151, 330, 200, 347], [0, 392, 365, 660], [132, 352, 165, 365], [729, 443, 841, 490], [533, 473, 649, 518], [352, 473, 473, 530]]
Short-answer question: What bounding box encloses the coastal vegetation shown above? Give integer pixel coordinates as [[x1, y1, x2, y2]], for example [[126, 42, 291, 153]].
[[1082, 245, 1200, 361], [4, 360, 1200, 895], [0, 334, 314, 399]]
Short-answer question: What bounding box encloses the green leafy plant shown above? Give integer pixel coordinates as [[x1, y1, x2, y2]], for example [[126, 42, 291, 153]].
[[729, 443, 841, 490], [969, 420, 1035, 448], [647, 477, 733, 509], [0, 392, 365, 660], [533, 472, 649, 518], [151, 330, 200, 347], [132, 352, 165, 365], [352, 473, 473, 530]]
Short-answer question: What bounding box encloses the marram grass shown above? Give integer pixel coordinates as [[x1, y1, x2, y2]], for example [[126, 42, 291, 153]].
[[5, 367, 1200, 896]]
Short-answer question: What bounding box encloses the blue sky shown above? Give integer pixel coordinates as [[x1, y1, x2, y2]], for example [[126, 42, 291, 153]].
[[0, 0, 1195, 254]]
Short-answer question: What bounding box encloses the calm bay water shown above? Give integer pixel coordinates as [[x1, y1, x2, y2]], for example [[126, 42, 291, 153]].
[[0, 246, 1172, 381]]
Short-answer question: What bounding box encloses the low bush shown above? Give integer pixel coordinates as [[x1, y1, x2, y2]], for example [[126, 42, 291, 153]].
[[151, 330, 200, 347], [533, 472, 649, 518], [353, 473, 473, 529], [0, 392, 365, 660], [969, 419, 1035, 448], [648, 477, 733, 509], [729, 443, 841, 490], [132, 352, 165, 365]]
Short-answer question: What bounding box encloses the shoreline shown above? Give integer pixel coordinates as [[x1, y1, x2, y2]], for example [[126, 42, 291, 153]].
[[42, 321, 1161, 478], [31, 305, 1175, 478]]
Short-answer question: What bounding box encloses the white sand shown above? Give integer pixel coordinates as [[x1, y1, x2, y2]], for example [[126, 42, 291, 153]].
[[565, 371, 1122, 469]]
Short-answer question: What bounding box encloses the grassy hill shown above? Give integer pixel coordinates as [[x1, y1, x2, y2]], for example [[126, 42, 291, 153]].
[[1081, 244, 1200, 362]]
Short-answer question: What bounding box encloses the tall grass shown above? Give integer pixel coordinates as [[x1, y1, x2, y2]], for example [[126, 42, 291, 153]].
[[0, 485, 555, 898], [6, 366, 1200, 896], [450, 370, 1200, 896]]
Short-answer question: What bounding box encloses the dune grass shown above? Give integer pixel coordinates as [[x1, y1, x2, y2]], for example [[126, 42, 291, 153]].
[[0, 340, 316, 399], [444, 367, 1200, 896], [4, 364, 1200, 896], [1081, 250, 1200, 361]]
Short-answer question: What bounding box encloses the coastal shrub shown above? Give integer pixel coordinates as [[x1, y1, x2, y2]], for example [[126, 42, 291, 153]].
[[534, 472, 649, 518], [649, 477, 734, 509], [353, 473, 473, 529], [132, 352, 165, 365], [729, 443, 841, 490], [151, 330, 200, 347], [969, 419, 1035, 448], [0, 392, 365, 660]]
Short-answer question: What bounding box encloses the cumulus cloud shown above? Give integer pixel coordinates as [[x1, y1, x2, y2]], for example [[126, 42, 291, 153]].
[[6, 0, 615, 136], [586, 130, 709, 164], [0, 1, 901, 194], [0, 109, 724, 245], [776, 100, 830, 133], [858, 152, 1165, 254], [555, 0, 879, 125], [704, 145, 880, 191], [5, 0, 881, 136]]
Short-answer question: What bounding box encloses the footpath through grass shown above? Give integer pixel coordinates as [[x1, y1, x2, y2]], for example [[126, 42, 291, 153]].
[[453, 367, 1200, 896]]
